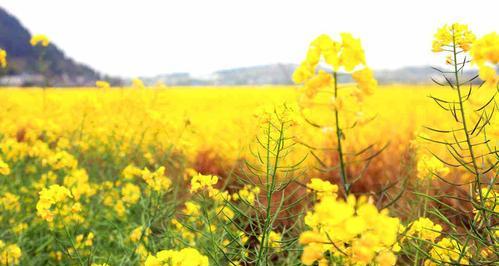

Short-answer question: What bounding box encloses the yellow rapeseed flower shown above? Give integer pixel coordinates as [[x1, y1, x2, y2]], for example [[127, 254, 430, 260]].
[[0, 159, 10, 175], [121, 183, 141, 205], [0, 49, 7, 68], [471, 32, 499, 86], [141, 166, 172, 192], [306, 178, 338, 199], [0, 240, 22, 265], [432, 23, 475, 52], [416, 155, 449, 180], [30, 34, 50, 47], [144, 247, 209, 266], [300, 194, 400, 265]]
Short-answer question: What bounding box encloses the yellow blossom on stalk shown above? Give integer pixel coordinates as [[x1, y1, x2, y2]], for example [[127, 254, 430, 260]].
[[432, 23, 475, 52], [91, 264, 110, 266], [121, 183, 141, 204], [301, 70, 334, 99], [0, 240, 22, 265], [474, 187, 498, 221], [416, 155, 449, 180], [0, 49, 7, 68], [122, 164, 143, 180], [306, 178, 338, 199], [405, 217, 442, 242], [30, 34, 50, 47], [0, 192, 20, 211], [0, 159, 10, 175], [339, 33, 366, 72], [299, 194, 400, 266], [36, 184, 73, 222], [293, 33, 375, 111], [182, 201, 201, 217], [171, 219, 196, 244], [352, 67, 377, 97], [95, 80, 111, 89], [190, 173, 218, 193], [43, 151, 78, 170], [424, 237, 470, 266], [268, 230, 282, 249], [144, 247, 209, 266], [216, 205, 234, 221], [232, 184, 260, 204], [13, 223, 28, 235], [114, 200, 126, 217], [141, 166, 171, 192], [130, 226, 151, 243], [471, 32, 499, 86], [292, 61, 316, 84], [63, 168, 96, 200]]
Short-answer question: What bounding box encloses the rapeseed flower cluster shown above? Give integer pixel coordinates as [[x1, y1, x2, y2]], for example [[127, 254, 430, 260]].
[[232, 184, 260, 204], [471, 32, 499, 86], [404, 217, 442, 242], [416, 155, 450, 180], [36, 184, 73, 222], [141, 166, 171, 192], [0, 240, 21, 265], [306, 178, 339, 199], [299, 181, 400, 266], [144, 247, 209, 266], [293, 34, 377, 103], [0, 159, 10, 175], [432, 23, 475, 52], [424, 237, 470, 266]]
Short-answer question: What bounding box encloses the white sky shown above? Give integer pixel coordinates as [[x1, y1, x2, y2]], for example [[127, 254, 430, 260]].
[[0, 0, 497, 78]]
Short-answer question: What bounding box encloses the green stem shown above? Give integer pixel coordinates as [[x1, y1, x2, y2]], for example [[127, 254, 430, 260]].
[[256, 121, 284, 265], [333, 72, 348, 196], [451, 29, 485, 217]]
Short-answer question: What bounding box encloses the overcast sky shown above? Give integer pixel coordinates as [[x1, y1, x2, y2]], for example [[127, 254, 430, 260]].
[[0, 0, 497, 77]]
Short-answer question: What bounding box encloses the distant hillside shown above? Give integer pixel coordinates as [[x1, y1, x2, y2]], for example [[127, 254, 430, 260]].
[[0, 7, 104, 86], [146, 64, 482, 86]]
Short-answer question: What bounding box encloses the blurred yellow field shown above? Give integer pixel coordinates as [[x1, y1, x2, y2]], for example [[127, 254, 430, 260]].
[[0, 4, 497, 263], [0, 85, 493, 184], [0, 86, 440, 177]]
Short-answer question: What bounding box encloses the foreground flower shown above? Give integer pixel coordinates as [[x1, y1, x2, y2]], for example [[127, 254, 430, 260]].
[[432, 23, 475, 52], [144, 247, 209, 266], [299, 194, 400, 265], [293, 33, 376, 104], [30, 34, 50, 47], [471, 32, 499, 86]]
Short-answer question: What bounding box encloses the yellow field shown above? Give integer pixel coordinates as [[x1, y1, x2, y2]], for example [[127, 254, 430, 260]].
[[0, 85, 496, 265], [0, 85, 492, 184]]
